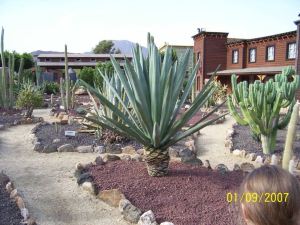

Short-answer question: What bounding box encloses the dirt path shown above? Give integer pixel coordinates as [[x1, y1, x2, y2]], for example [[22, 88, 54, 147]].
[[195, 116, 259, 169], [0, 109, 127, 225]]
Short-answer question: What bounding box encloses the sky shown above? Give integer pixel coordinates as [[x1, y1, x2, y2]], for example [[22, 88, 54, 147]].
[[0, 0, 300, 53]]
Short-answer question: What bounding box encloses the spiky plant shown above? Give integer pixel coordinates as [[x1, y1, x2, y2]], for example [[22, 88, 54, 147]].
[[79, 34, 225, 177], [228, 67, 300, 154]]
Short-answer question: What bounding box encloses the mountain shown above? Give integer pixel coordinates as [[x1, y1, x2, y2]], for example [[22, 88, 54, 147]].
[[112, 40, 148, 56]]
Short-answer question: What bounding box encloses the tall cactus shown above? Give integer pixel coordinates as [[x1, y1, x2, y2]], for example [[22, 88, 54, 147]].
[[17, 57, 24, 90], [59, 44, 71, 111], [228, 67, 300, 154], [1, 27, 7, 108], [8, 53, 14, 108], [282, 101, 299, 171], [34, 61, 42, 87]]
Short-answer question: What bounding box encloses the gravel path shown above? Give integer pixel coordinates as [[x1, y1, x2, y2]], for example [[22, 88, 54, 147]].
[[195, 116, 260, 170], [0, 109, 127, 225]]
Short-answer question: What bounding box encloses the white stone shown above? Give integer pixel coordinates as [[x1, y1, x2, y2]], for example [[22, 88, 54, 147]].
[[52, 138, 61, 144], [138, 210, 156, 225], [227, 129, 234, 136], [255, 155, 264, 164], [246, 153, 256, 161], [21, 208, 29, 220], [289, 159, 296, 175], [94, 145, 105, 154], [160, 222, 175, 225], [82, 182, 95, 195], [57, 144, 75, 152], [76, 145, 93, 153], [232, 149, 241, 157]]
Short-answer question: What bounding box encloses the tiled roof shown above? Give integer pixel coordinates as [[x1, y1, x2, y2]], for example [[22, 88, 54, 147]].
[[226, 38, 245, 44], [208, 66, 295, 75]]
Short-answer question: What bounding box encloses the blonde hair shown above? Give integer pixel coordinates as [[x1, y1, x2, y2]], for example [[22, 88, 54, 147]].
[[240, 165, 300, 225]]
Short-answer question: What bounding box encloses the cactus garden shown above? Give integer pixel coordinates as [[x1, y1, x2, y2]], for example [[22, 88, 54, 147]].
[[1, 10, 300, 225]]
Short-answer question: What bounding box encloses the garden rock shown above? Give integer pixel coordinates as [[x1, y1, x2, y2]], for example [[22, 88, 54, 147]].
[[160, 223, 175, 225], [246, 153, 256, 161], [33, 142, 44, 152], [255, 156, 264, 164], [168, 147, 179, 158], [42, 144, 58, 153], [232, 149, 241, 157], [181, 156, 203, 166], [57, 144, 75, 152], [215, 164, 229, 174], [0, 171, 10, 186], [178, 148, 195, 158], [105, 144, 122, 154], [132, 154, 143, 162], [94, 156, 105, 165], [119, 199, 142, 223], [137, 149, 145, 155], [98, 189, 125, 207], [203, 160, 212, 169], [120, 155, 132, 161], [77, 172, 92, 185], [21, 208, 29, 220], [270, 154, 280, 166], [94, 145, 105, 154], [15, 196, 25, 209], [122, 145, 136, 155], [233, 164, 241, 171], [264, 155, 272, 164], [6, 182, 13, 193], [82, 181, 96, 195], [240, 162, 255, 173], [102, 154, 121, 162], [76, 145, 93, 153], [52, 138, 61, 144], [138, 210, 157, 225], [76, 107, 86, 115], [26, 218, 37, 225], [10, 189, 18, 199]]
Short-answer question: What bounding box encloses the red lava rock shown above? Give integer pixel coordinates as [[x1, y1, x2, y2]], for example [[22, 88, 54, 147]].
[[89, 161, 246, 225]]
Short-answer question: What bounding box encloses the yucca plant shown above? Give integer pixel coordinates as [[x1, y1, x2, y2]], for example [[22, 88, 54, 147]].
[[79, 34, 225, 176]]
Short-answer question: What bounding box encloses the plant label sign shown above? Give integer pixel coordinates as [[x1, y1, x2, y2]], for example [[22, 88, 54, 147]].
[[65, 131, 76, 137]]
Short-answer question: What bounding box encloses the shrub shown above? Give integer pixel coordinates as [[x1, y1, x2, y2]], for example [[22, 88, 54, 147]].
[[43, 82, 59, 94], [78, 67, 95, 87], [16, 82, 43, 118]]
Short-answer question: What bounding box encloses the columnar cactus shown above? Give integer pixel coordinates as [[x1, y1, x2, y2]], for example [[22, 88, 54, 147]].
[[228, 67, 300, 154], [59, 45, 72, 111], [0, 27, 7, 108], [282, 101, 299, 171]]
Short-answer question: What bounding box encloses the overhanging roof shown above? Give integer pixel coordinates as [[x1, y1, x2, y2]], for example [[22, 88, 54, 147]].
[[37, 53, 132, 58], [37, 61, 125, 68], [208, 66, 295, 76]]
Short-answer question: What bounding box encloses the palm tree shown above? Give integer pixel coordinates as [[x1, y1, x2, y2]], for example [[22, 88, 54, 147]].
[[79, 34, 225, 177]]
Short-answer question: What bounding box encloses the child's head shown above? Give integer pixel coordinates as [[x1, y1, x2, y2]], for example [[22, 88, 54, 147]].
[[240, 165, 300, 225]]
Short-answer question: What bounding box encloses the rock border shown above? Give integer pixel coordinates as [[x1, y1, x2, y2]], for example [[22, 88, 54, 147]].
[[225, 123, 300, 171], [0, 116, 44, 131], [74, 153, 255, 225], [0, 172, 37, 225]]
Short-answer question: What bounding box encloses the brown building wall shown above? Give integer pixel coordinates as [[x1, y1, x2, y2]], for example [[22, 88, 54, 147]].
[[245, 38, 296, 68], [226, 44, 245, 69]]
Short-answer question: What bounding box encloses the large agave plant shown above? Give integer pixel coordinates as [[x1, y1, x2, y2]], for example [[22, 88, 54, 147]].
[[79, 34, 225, 176]]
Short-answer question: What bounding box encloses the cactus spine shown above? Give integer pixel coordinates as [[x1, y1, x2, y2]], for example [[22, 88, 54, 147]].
[[282, 101, 299, 171], [228, 67, 300, 154]]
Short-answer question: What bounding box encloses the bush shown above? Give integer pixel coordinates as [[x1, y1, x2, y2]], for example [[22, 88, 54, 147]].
[[43, 82, 59, 94], [78, 67, 95, 87], [16, 82, 43, 118]]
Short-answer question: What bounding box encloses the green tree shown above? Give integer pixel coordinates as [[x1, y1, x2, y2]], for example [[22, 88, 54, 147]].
[[78, 67, 95, 87], [94, 61, 114, 89], [93, 40, 121, 54], [0, 51, 33, 71]]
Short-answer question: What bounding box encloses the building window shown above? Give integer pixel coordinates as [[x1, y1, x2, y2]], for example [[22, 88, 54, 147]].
[[287, 42, 296, 59], [266, 45, 275, 61], [232, 50, 238, 64], [249, 48, 256, 63], [60, 58, 65, 62], [91, 58, 96, 62], [76, 58, 81, 62], [45, 58, 50, 62]]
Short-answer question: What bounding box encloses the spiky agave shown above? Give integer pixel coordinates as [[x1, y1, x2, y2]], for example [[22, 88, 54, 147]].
[[79, 34, 225, 176]]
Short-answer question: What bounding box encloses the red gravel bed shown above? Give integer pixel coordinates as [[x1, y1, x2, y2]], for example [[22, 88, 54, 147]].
[[89, 161, 245, 225]]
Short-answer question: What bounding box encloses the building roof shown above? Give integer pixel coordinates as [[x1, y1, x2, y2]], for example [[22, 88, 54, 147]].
[[37, 53, 132, 58], [192, 31, 229, 39], [37, 61, 125, 67], [208, 66, 295, 76], [159, 44, 193, 51], [226, 30, 296, 46]]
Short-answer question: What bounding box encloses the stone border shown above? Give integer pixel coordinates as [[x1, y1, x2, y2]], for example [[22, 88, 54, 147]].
[[74, 150, 256, 225], [0, 172, 37, 225], [0, 116, 44, 131], [225, 123, 300, 172]]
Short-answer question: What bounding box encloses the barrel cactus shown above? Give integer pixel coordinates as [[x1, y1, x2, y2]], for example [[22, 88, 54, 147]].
[[79, 33, 225, 177], [228, 67, 300, 154]]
